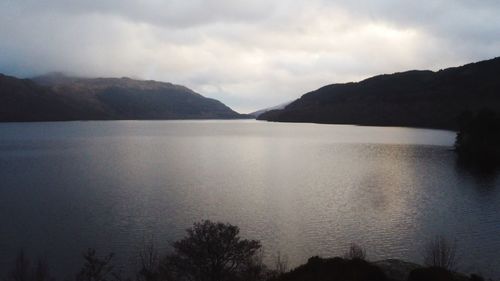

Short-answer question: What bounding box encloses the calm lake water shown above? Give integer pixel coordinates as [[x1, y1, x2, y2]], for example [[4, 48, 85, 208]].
[[0, 120, 499, 278]]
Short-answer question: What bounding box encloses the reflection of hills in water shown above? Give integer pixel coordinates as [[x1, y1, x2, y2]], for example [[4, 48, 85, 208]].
[[454, 110, 500, 176], [455, 158, 499, 187]]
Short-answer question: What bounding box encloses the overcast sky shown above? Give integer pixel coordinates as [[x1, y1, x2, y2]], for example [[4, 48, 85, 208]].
[[1, 0, 499, 112]]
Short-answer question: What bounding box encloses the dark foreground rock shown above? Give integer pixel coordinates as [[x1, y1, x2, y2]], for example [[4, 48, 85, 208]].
[[269, 256, 388, 281], [270, 257, 481, 281], [374, 259, 421, 281]]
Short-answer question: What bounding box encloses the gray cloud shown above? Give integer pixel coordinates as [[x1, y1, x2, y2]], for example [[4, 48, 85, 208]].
[[0, 0, 499, 112], [5, 0, 276, 27]]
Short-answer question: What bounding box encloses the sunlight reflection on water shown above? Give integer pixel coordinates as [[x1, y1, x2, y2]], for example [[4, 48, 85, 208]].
[[0, 120, 498, 278]]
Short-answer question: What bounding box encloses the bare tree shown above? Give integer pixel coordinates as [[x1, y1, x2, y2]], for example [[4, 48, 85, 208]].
[[160, 220, 262, 281], [273, 251, 289, 275], [32, 257, 54, 281], [135, 243, 160, 281], [5, 252, 53, 281], [75, 249, 116, 281], [343, 243, 366, 260], [6, 251, 31, 281], [423, 236, 458, 271], [235, 249, 268, 281]]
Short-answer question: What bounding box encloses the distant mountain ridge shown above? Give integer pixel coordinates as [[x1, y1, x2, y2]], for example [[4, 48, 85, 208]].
[[0, 73, 249, 122], [258, 57, 500, 130], [249, 101, 293, 117]]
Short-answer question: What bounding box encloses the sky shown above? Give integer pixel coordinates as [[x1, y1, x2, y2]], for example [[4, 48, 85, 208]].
[[0, 0, 499, 113]]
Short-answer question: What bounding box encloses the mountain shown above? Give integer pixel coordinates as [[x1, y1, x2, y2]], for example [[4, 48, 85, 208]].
[[0, 73, 249, 122], [249, 101, 293, 117], [0, 74, 81, 121], [258, 57, 500, 130]]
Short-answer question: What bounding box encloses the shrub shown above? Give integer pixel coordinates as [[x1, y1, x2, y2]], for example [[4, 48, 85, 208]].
[[159, 220, 263, 281]]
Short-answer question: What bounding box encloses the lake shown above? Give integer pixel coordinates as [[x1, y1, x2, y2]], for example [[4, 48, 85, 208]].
[[0, 120, 499, 278]]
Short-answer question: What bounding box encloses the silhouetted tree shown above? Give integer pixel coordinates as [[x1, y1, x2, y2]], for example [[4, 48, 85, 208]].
[[135, 243, 160, 281], [159, 220, 262, 281], [273, 252, 289, 275], [6, 251, 31, 281], [5, 252, 54, 281], [32, 258, 54, 281], [234, 250, 269, 281], [75, 249, 116, 281], [343, 243, 366, 260], [423, 236, 458, 271]]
